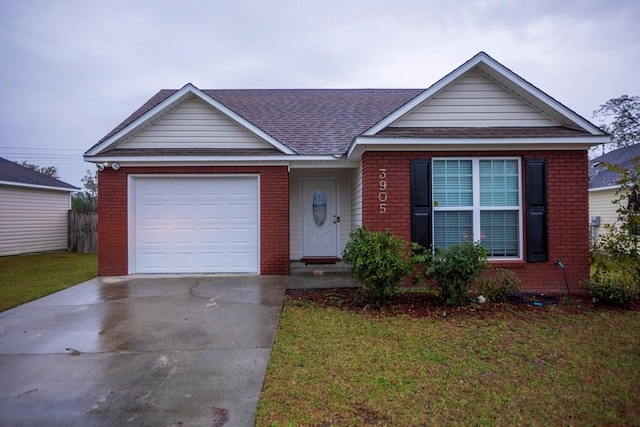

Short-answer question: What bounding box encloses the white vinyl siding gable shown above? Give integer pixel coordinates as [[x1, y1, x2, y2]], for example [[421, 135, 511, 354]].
[[391, 69, 558, 128], [122, 97, 271, 149], [0, 185, 70, 256]]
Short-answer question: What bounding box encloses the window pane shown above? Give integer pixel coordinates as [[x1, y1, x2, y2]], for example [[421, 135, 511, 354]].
[[480, 159, 519, 207], [433, 160, 472, 207], [480, 210, 519, 257], [312, 190, 327, 226], [434, 211, 473, 249]]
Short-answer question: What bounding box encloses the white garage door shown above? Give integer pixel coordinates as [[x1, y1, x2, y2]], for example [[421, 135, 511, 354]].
[[131, 176, 259, 274]]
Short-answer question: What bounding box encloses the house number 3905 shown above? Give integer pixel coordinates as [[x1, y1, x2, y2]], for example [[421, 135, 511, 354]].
[[379, 168, 388, 214]]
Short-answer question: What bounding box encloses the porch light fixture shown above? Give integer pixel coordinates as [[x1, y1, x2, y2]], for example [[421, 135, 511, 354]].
[[111, 162, 120, 171]]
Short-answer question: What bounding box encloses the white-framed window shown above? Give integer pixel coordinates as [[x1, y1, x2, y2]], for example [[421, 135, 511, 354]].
[[432, 158, 522, 259]]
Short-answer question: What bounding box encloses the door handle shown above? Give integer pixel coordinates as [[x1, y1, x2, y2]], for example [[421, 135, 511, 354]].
[[333, 215, 340, 224]]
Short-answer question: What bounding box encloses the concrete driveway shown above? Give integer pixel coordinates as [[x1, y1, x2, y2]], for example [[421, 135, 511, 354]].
[[0, 275, 287, 426]]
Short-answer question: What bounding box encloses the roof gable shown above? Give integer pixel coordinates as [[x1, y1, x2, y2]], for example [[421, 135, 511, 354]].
[[364, 52, 606, 136], [0, 157, 78, 191], [390, 69, 558, 128], [85, 84, 295, 157], [118, 96, 273, 151]]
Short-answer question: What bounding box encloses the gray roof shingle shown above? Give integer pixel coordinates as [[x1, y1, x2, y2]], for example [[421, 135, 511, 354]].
[[0, 156, 78, 190], [589, 144, 640, 189]]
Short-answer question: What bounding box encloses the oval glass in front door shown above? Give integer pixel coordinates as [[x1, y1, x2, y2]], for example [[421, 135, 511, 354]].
[[312, 189, 327, 226]]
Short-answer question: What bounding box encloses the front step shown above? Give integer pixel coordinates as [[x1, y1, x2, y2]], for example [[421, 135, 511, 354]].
[[287, 260, 360, 289], [290, 260, 350, 276]]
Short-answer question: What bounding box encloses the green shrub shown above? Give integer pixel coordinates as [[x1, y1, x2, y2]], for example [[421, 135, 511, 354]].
[[473, 268, 521, 302], [418, 242, 489, 306], [342, 227, 412, 301], [584, 271, 638, 307]]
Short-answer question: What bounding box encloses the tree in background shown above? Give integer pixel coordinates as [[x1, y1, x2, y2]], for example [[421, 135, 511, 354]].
[[593, 95, 640, 149], [17, 161, 59, 178], [596, 158, 640, 281], [71, 170, 98, 211]]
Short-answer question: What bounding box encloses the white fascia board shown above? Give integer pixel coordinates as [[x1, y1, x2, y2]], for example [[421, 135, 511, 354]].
[[85, 84, 295, 157], [0, 180, 79, 192], [348, 135, 609, 159], [84, 154, 345, 166], [589, 185, 620, 192], [288, 160, 358, 169]]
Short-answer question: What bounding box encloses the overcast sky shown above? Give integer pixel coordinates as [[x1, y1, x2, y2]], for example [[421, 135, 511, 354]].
[[1, 0, 639, 187]]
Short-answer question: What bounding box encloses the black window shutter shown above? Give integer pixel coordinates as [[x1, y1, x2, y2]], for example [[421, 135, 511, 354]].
[[525, 158, 548, 262], [411, 159, 432, 248]]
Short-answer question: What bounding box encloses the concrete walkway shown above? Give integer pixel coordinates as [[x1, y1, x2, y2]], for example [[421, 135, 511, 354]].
[[0, 275, 287, 426]]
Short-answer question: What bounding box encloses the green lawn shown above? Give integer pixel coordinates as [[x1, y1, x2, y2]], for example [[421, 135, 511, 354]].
[[257, 302, 640, 426], [0, 252, 97, 312]]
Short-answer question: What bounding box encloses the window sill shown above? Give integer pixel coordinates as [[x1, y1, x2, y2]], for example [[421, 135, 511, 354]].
[[489, 260, 527, 269]]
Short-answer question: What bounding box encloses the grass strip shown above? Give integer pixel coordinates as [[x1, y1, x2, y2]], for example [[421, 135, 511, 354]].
[[0, 252, 97, 312], [258, 302, 640, 426]]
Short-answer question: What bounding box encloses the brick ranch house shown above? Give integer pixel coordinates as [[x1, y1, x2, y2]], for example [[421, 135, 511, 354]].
[[84, 52, 609, 293]]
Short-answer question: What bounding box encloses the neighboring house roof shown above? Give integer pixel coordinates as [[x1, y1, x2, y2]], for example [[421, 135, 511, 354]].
[[589, 144, 640, 189], [0, 156, 78, 191], [85, 52, 609, 161]]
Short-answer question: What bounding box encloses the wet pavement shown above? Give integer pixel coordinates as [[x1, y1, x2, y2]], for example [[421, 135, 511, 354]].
[[0, 275, 287, 426]]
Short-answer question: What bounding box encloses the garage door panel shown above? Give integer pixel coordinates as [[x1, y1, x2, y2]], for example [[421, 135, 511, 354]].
[[227, 203, 256, 221], [139, 252, 167, 272], [227, 226, 256, 244], [199, 227, 225, 246], [200, 203, 224, 220], [227, 251, 257, 270], [170, 204, 196, 220], [132, 177, 259, 274], [137, 203, 167, 221], [170, 252, 198, 271], [136, 226, 169, 245]]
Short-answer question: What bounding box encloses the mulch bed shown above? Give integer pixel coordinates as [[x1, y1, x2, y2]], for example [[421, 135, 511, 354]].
[[286, 288, 640, 318]]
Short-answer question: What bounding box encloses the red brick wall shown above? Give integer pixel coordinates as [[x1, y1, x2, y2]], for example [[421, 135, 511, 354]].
[[362, 150, 590, 294], [97, 168, 128, 276], [97, 166, 290, 276]]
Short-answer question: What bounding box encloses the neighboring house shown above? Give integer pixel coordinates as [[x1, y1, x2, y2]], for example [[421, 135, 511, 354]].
[[0, 156, 78, 256], [589, 144, 640, 244], [84, 52, 609, 293]]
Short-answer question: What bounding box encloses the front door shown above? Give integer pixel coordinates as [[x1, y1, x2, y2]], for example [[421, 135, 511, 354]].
[[302, 179, 339, 258]]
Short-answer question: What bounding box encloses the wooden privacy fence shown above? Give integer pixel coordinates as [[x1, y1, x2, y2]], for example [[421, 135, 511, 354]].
[[68, 210, 98, 253]]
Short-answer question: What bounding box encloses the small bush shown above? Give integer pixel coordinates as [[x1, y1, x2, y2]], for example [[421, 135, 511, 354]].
[[584, 271, 638, 307], [419, 242, 489, 306], [342, 227, 412, 301], [473, 268, 521, 302]]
